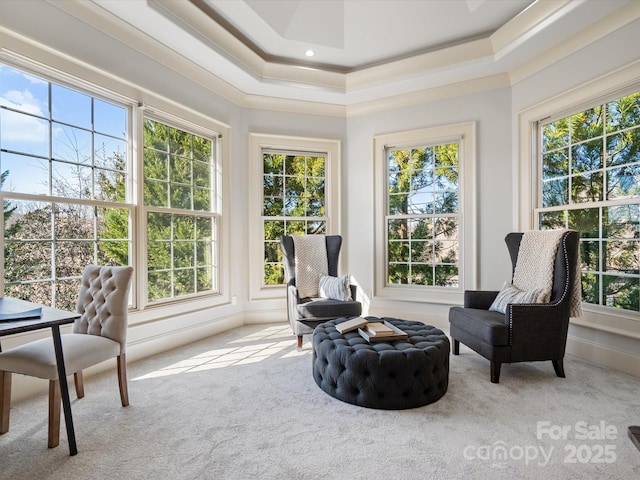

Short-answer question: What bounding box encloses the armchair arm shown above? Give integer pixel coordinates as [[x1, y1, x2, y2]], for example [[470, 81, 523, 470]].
[[464, 290, 500, 310], [286, 285, 301, 327], [507, 303, 570, 361]]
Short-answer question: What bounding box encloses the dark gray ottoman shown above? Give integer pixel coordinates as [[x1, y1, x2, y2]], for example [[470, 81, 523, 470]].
[[312, 317, 450, 409]]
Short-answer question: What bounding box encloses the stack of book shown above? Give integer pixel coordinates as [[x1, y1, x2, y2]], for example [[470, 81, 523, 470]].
[[334, 318, 408, 342], [361, 322, 395, 338]]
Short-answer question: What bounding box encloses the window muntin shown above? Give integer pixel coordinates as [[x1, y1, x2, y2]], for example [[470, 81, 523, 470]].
[[143, 118, 218, 302], [0, 64, 131, 311], [538, 91, 640, 312], [262, 151, 327, 286], [386, 142, 460, 287]]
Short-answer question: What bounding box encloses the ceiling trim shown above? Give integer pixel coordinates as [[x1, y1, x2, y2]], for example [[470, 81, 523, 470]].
[[31, 0, 640, 118], [509, 0, 640, 85]]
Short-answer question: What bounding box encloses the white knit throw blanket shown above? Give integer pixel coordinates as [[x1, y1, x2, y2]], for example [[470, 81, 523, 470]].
[[513, 229, 582, 317], [293, 235, 328, 299]]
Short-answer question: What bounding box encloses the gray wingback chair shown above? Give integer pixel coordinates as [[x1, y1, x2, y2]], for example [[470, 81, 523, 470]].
[[281, 235, 362, 349], [449, 230, 579, 383]]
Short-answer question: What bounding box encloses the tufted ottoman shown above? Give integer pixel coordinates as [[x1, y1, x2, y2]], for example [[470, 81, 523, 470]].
[[312, 317, 450, 409]]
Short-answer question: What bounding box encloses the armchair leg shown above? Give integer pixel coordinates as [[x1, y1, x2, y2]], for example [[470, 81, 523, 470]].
[[490, 362, 501, 383], [452, 339, 459, 355], [48, 379, 61, 448], [117, 353, 129, 407], [629, 426, 640, 452], [1, 371, 10, 434], [552, 359, 565, 378], [297, 335, 303, 350]]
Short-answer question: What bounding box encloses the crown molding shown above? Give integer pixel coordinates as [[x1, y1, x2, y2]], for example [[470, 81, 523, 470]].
[[509, 0, 640, 85]]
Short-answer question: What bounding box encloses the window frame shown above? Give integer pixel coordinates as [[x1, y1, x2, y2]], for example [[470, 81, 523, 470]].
[[518, 60, 640, 334], [374, 122, 477, 304], [249, 133, 341, 301], [140, 112, 222, 308]]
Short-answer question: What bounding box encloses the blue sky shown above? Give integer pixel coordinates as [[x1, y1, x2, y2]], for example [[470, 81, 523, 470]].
[[0, 64, 127, 196]]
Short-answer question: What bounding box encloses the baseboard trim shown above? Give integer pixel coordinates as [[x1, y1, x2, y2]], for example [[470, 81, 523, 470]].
[[566, 335, 640, 378]]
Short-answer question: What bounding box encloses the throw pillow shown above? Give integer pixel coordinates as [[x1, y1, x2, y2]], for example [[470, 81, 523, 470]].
[[318, 274, 352, 301], [489, 282, 545, 314]]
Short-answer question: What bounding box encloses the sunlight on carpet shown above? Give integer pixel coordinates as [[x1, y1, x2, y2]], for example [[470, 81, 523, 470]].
[[132, 325, 309, 380]]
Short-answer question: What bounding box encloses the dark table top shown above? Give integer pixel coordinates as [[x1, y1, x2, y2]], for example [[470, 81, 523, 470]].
[[0, 297, 79, 336]]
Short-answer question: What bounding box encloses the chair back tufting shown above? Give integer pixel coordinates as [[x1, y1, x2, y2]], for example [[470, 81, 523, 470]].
[[73, 265, 134, 351]]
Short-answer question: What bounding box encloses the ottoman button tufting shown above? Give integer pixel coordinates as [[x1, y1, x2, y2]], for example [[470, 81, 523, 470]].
[[312, 317, 449, 410]]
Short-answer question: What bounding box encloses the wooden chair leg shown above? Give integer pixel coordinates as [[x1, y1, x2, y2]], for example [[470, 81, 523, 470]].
[[452, 339, 460, 355], [490, 361, 501, 384], [48, 379, 61, 448], [117, 354, 129, 407], [74, 370, 85, 399], [552, 359, 565, 378], [297, 335, 303, 350], [1, 371, 11, 434]]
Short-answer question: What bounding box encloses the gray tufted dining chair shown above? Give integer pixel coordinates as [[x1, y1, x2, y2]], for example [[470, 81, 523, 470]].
[[0, 265, 133, 448]]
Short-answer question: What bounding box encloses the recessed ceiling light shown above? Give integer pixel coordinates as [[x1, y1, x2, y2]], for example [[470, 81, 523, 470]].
[[305, 49, 315, 57]]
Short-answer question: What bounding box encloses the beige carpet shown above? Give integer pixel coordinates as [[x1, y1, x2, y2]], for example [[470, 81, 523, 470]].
[[1, 323, 639, 479]]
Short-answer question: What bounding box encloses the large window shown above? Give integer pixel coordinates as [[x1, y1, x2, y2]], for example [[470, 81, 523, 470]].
[[0, 64, 131, 311], [248, 134, 340, 301], [262, 150, 327, 286], [537, 91, 640, 312], [0, 63, 222, 310], [143, 118, 219, 302], [386, 142, 459, 287], [374, 123, 476, 303]]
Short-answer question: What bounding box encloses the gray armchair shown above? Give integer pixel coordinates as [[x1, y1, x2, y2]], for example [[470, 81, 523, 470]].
[[281, 235, 362, 349], [449, 230, 580, 383]]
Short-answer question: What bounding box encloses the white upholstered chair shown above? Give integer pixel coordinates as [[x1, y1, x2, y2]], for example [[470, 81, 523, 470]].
[[0, 265, 133, 448]]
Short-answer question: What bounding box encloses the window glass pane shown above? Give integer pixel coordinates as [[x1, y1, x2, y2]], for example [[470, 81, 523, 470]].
[[388, 263, 409, 285], [539, 210, 566, 230], [51, 161, 92, 199], [52, 123, 91, 163], [306, 221, 325, 235], [542, 118, 569, 151], [571, 107, 603, 143], [606, 129, 640, 167], [94, 98, 126, 139], [571, 172, 602, 203], [607, 165, 640, 199], [542, 149, 569, 179], [572, 138, 602, 173], [1, 109, 49, 156], [5, 282, 52, 308], [0, 65, 49, 116], [144, 119, 167, 150], [606, 92, 640, 133], [603, 205, 639, 238], [604, 275, 639, 311], [580, 240, 599, 271], [51, 84, 91, 128], [95, 134, 126, 170], [0, 152, 49, 195]]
